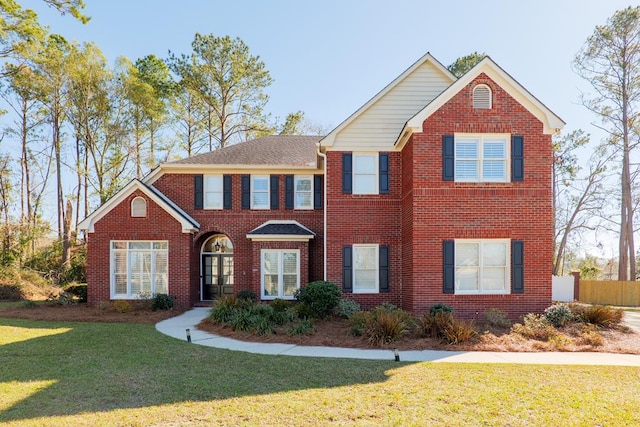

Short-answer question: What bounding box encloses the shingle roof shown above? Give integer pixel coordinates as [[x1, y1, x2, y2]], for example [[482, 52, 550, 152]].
[[170, 135, 322, 167], [246, 220, 316, 241]]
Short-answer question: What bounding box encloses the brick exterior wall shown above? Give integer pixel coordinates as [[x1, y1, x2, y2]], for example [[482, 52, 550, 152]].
[[154, 173, 324, 302], [85, 189, 193, 307], [326, 74, 553, 319]]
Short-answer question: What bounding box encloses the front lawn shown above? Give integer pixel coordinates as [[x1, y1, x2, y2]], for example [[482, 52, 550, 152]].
[[1, 318, 639, 426]]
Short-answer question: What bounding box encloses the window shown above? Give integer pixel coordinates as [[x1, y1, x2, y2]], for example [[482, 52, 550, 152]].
[[353, 154, 378, 194], [455, 134, 509, 182], [261, 250, 299, 299], [111, 241, 168, 298], [204, 175, 223, 209], [295, 176, 313, 209], [251, 175, 269, 209], [353, 244, 379, 293], [455, 240, 509, 294], [131, 197, 146, 217], [473, 84, 492, 109]]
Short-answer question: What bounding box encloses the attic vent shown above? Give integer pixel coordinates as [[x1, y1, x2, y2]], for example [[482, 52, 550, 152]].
[[473, 84, 492, 109]]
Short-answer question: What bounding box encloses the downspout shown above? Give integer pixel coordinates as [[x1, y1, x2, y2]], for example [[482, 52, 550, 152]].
[[316, 143, 327, 280]]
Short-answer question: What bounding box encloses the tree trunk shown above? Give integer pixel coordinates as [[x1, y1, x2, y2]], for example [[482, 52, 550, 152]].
[[62, 198, 72, 268]]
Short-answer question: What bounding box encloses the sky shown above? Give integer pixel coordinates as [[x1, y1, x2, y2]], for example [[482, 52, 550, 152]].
[[14, 0, 640, 257], [20, 0, 637, 137]]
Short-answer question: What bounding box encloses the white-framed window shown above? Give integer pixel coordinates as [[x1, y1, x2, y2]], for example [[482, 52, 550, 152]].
[[252, 175, 269, 209], [131, 197, 147, 217], [295, 175, 313, 209], [455, 133, 509, 182], [473, 84, 492, 109], [455, 239, 509, 294], [111, 241, 168, 298], [353, 244, 379, 293], [353, 153, 378, 194], [261, 249, 300, 299], [204, 175, 223, 209]]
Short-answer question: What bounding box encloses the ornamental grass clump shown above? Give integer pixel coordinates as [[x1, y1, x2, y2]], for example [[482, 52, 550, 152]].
[[511, 313, 557, 341], [568, 303, 624, 327], [364, 304, 415, 346]]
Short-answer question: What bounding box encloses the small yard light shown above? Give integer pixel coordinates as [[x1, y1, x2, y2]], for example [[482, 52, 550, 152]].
[[393, 347, 400, 362], [186, 328, 191, 343]]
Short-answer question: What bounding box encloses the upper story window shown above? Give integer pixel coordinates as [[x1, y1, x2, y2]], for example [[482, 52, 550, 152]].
[[353, 153, 378, 194], [455, 134, 509, 182], [204, 175, 223, 209], [295, 176, 313, 209], [251, 175, 269, 209], [473, 84, 492, 109], [131, 197, 147, 217]]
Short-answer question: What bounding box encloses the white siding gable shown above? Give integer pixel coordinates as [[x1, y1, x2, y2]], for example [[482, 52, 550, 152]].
[[326, 60, 453, 151]]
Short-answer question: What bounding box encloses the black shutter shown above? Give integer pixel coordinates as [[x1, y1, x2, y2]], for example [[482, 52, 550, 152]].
[[241, 175, 250, 209], [270, 175, 279, 210], [194, 175, 203, 209], [314, 175, 323, 210], [443, 135, 455, 181], [443, 240, 455, 294], [379, 245, 390, 293], [285, 175, 294, 209], [342, 152, 352, 194], [512, 135, 524, 182], [342, 245, 353, 293], [223, 175, 232, 209], [512, 240, 524, 294], [379, 153, 389, 194]]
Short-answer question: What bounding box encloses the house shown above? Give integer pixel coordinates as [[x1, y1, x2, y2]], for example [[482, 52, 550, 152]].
[[78, 53, 564, 319]]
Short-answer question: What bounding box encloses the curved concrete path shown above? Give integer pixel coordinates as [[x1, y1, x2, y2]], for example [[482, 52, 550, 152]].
[[156, 308, 640, 366]]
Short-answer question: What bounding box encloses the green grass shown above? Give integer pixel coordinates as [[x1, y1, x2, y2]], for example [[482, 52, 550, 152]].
[[1, 318, 639, 426]]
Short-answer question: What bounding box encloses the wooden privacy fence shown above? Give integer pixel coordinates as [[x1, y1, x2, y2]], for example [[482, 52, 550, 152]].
[[579, 280, 640, 307]]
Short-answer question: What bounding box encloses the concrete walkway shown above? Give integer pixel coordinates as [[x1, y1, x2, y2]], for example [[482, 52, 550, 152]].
[[155, 308, 640, 366]]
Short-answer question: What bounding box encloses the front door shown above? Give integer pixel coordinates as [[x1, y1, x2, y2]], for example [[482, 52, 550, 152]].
[[202, 254, 234, 300]]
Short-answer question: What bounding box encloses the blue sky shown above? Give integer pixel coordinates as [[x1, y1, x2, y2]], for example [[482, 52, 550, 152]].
[[21, 0, 636, 139]]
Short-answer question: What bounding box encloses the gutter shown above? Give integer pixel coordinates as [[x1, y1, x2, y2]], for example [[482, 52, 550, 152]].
[[316, 142, 327, 281]]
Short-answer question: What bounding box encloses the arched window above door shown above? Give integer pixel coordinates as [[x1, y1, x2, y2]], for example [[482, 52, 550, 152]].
[[203, 234, 233, 254]]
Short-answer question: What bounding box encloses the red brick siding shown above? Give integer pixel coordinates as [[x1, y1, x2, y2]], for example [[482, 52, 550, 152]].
[[325, 151, 403, 309], [85, 189, 193, 307], [154, 173, 324, 302], [326, 74, 553, 318], [407, 74, 553, 319]]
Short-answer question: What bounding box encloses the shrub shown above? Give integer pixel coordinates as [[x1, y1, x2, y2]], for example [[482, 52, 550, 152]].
[[270, 298, 291, 312], [578, 330, 604, 347], [112, 300, 132, 313], [293, 302, 315, 319], [349, 311, 372, 336], [569, 304, 623, 327], [511, 313, 556, 341], [0, 284, 23, 301], [237, 289, 257, 302], [366, 310, 412, 346], [483, 308, 511, 328], [49, 291, 75, 306], [542, 304, 573, 327], [294, 281, 341, 319], [210, 296, 243, 323], [254, 316, 274, 336], [334, 298, 361, 319], [429, 303, 454, 317], [151, 294, 174, 311], [441, 318, 477, 344], [287, 318, 315, 336], [418, 311, 454, 339], [229, 310, 260, 332], [21, 300, 38, 308], [64, 283, 88, 303]]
